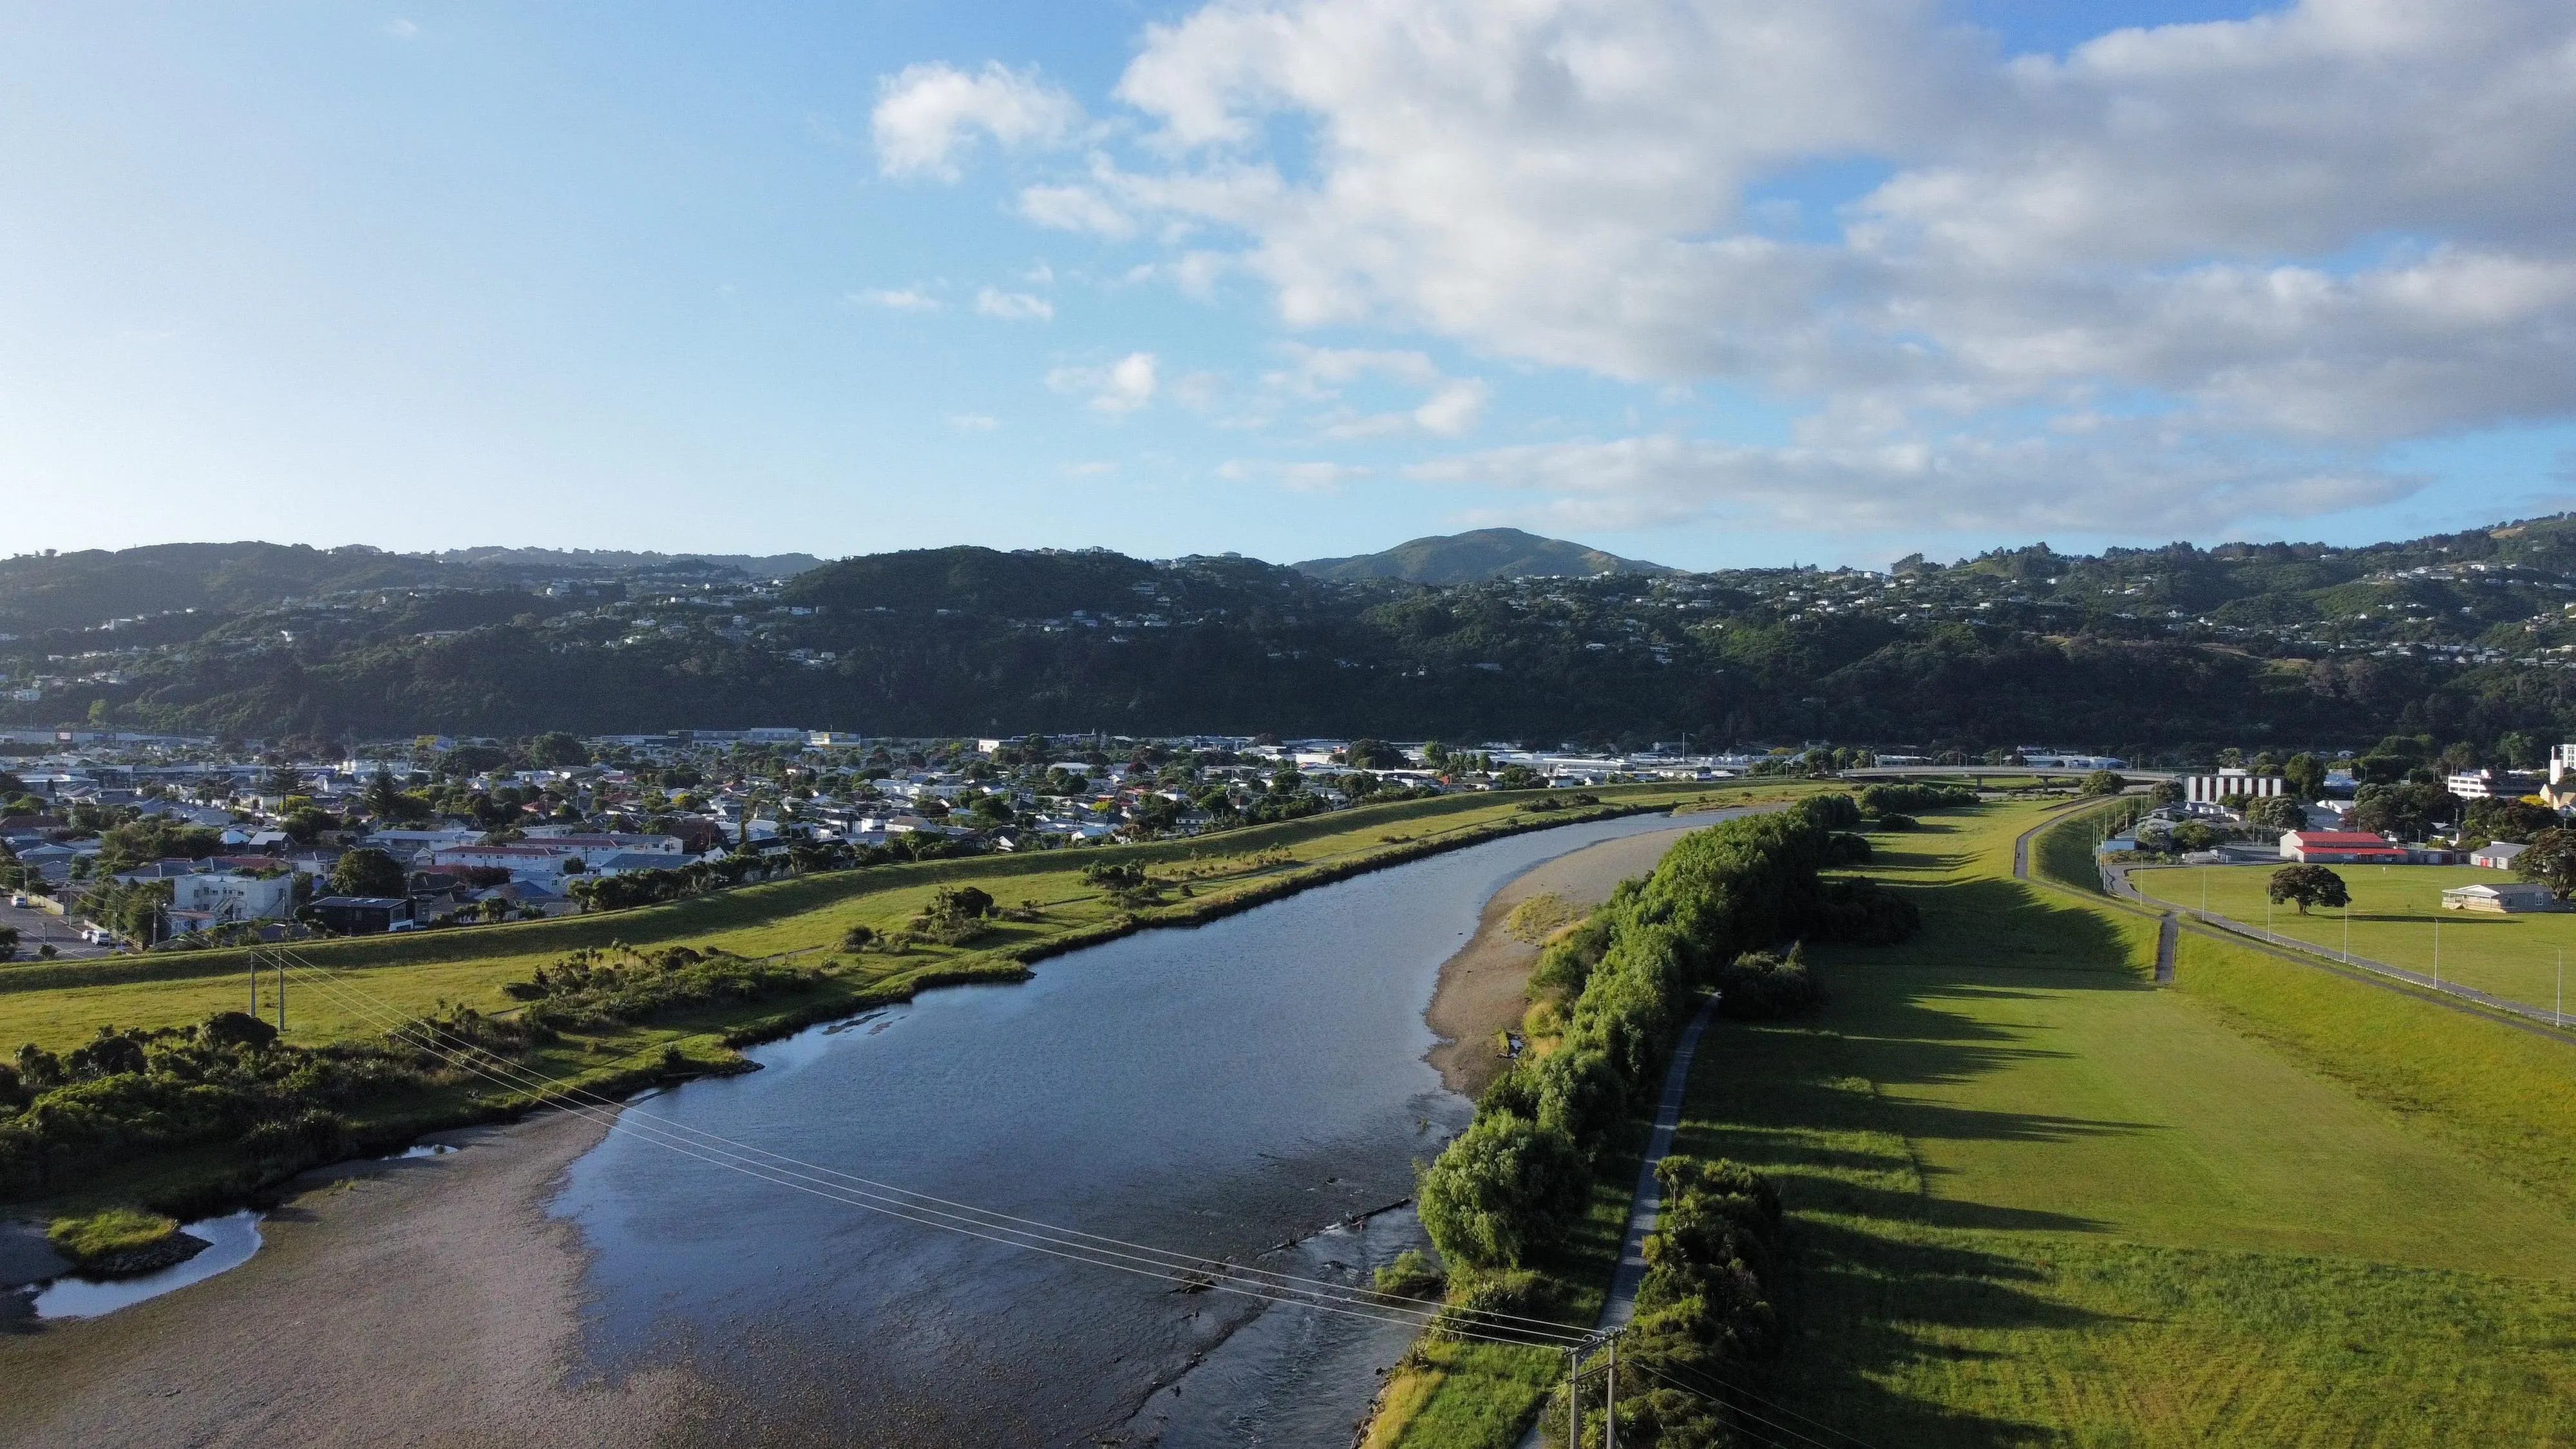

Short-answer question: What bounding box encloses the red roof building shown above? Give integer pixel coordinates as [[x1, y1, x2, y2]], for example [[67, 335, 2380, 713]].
[[2281, 830, 2408, 864]]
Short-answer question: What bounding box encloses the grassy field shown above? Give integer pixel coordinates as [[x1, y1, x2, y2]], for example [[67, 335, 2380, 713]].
[[2130, 862, 2575, 1018], [1667, 802, 2576, 1446]]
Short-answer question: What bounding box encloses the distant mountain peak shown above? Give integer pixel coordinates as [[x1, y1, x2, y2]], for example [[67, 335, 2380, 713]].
[[1293, 527, 1676, 584]]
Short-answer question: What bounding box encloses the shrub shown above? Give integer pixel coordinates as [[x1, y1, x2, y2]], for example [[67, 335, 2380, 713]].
[[1875, 812, 1918, 831], [1374, 1248, 1446, 1300], [1823, 831, 1873, 866], [840, 923, 878, 951], [1797, 793, 1864, 830], [1859, 782, 1978, 815], [1416, 1111, 1591, 1270], [1433, 1267, 1553, 1341], [1711, 947, 1821, 1019]]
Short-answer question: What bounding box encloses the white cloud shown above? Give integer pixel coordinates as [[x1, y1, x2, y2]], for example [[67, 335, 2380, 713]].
[[1066, 460, 1119, 476], [1262, 344, 1490, 437], [974, 287, 1055, 321], [1019, 184, 1136, 238], [383, 18, 419, 40], [885, 0, 2576, 531], [850, 287, 941, 312], [1048, 352, 1160, 413], [949, 413, 1001, 431], [873, 61, 1083, 181], [1218, 459, 1372, 494], [1407, 429, 2412, 536]]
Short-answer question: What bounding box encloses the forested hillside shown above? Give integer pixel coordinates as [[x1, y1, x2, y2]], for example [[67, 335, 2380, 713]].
[[8, 520, 2576, 757]]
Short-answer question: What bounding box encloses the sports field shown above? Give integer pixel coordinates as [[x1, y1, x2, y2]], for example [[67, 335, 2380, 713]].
[[1673, 803, 2576, 1446], [2129, 860, 2574, 1018]]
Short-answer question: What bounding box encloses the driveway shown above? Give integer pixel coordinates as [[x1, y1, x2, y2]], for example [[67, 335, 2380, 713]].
[[0, 898, 115, 960]]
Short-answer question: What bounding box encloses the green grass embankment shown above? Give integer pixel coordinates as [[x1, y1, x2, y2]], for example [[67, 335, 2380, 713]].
[[1661, 802, 2576, 1446]]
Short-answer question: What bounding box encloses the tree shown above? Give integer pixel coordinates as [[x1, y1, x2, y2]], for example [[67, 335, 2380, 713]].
[[330, 848, 408, 899], [1345, 737, 1407, 770], [2462, 797, 2557, 845], [2170, 820, 2220, 853], [526, 731, 589, 768], [2268, 864, 2349, 914], [2282, 752, 2327, 802], [2154, 780, 2186, 806], [1415, 1112, 1590, 1269], [2247, 796, 2308, 831], [2080, 770, 2127, 796], [2515, 828, 2576, 901]]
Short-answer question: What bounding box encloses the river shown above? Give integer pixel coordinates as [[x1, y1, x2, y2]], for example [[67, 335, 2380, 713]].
[[549, 810, 1704, 1446]]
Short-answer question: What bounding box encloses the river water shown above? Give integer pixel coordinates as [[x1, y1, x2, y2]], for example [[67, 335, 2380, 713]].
[[550, 811, 1700, 1447]]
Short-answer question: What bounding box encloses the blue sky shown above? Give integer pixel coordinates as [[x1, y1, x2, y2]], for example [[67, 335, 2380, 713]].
[[3, 1, 2570, 572]]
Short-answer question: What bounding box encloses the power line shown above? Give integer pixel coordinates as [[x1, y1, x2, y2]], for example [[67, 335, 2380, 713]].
[[270, 947, 1582, 1348], [275, 940, 1584, 1331]]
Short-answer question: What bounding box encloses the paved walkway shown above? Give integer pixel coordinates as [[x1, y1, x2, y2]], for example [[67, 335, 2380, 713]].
[[1600, 990, 1726, 1330]]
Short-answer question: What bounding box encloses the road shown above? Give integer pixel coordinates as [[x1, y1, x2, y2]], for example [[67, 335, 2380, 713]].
[[0, 896, 113, 960]]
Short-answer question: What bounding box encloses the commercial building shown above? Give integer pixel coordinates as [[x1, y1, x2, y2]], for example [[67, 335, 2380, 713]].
[[2279, 830, 2409, 864], [2184, 769, 2288, 804]]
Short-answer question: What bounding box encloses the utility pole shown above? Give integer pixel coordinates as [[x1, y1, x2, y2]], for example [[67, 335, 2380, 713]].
[[2434, 918, 2441, 988], [1604, 1334, 1616, 1449], [276, 947, 285, 1034]]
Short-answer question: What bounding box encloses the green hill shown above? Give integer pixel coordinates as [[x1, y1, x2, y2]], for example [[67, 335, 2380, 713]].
[[1293, 527, 1676, 583]]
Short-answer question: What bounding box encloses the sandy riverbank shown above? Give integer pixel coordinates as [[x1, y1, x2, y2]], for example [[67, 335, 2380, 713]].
[[1423, 820, 1699, 1097], [0, 1108, 690, 1448]]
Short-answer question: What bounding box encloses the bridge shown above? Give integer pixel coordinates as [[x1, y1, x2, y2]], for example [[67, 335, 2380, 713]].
[[1835, 764, 2183, 782]]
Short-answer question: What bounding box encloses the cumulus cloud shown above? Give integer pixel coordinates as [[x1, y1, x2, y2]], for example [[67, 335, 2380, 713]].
[[975, 287, 1055, 321], [850, 287, 941, 312], [949, 413, 1001, 431], [873, 0, 2576, 532], [1263, 345, 1491, 438], [873, 61, 1083, 180], [1048, 352, 1160, 413]]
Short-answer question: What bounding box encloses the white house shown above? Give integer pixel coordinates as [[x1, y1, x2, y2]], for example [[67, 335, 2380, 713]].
[[171, 872, 294, 921], [2470, 841, 2528, 870], [2441, 882, 2558, 914]]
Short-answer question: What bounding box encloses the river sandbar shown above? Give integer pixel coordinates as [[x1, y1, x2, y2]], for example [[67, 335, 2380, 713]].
[[0, 1108, 684, 1448], [1423, 820, 1699, 1096]]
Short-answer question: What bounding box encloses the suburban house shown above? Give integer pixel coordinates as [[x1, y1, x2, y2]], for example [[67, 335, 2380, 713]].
[[2471, 840, 2530, 870], [428, 842, 585, 881], [170, 871, 294, 922], [308, 895, 416, 933], [2441, 882, 2560, 914], [2280, 830, 2409, 864]]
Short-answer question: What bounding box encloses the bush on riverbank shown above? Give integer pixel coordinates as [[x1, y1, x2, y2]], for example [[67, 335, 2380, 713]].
[[1543, 1155, 1788, 1448], [1, 1018, 437, 1197], [1417, 798, 1916, 1275], [504, 944, 826, 1029]]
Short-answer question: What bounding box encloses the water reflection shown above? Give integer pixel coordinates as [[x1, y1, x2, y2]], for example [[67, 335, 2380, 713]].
[[554, 811, 1690, 1447], [32, 1212, 264, 1320]]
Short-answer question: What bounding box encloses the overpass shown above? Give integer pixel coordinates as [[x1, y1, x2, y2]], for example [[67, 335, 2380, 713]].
[[1835, 764, 2183, 782]]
